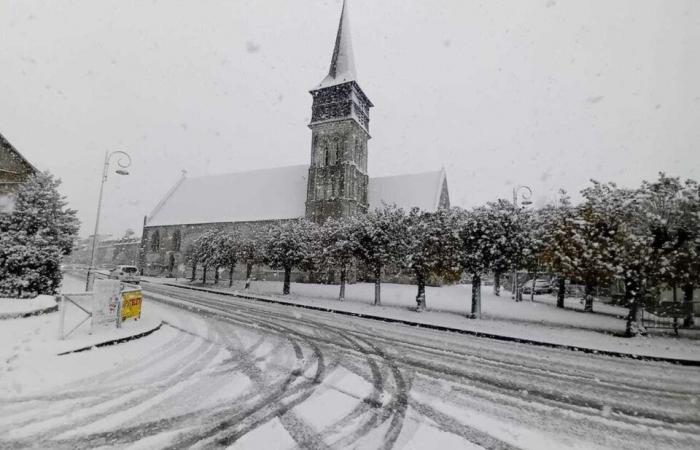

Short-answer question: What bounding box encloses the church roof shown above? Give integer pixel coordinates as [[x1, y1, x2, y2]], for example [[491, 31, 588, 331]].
[[147, 165, 309, 227], [368, 169, 448, 213], [317, 0, 357, 89], [146, 166, 448, 227]]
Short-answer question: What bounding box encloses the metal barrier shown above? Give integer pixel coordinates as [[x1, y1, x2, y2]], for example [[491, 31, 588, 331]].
[[641, 301, 699, 335], [58, 293, 93, 340]]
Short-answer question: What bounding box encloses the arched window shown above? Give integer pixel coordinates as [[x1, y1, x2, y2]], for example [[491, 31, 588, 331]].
[[336, 138, 343, 162], [324, 144, 330, 167], [172, 229, 182, 252], [151, 230, 161, 252]]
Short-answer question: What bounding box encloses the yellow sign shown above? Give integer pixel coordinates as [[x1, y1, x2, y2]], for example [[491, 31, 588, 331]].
[[121, 289, 142, 322]]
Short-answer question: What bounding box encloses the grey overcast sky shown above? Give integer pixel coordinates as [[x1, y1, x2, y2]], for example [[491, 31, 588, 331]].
[[1, 0, 699, 237]]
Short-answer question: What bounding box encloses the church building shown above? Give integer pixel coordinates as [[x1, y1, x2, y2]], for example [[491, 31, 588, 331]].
[[141, 0, 450, 276]]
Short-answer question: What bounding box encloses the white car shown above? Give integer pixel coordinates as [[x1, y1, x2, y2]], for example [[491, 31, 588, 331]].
[[108, 265, 141, 285], [521, 279, 552, 295]]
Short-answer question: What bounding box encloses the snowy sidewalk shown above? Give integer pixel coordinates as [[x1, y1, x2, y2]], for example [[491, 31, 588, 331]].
[[0, 295, 58, 319], [0, 275, 164, 397], [144, 277, 700, 363]]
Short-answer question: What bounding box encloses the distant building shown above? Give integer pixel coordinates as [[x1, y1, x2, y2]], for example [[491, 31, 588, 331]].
[[67, 235, 142, 268], [0, 132, 38, 213], [141, 0, 450, 277]]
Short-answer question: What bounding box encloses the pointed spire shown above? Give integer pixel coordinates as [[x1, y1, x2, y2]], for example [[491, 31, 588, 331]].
[[318, 0, 357, 88]]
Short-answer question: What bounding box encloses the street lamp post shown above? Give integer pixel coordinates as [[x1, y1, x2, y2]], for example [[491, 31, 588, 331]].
[[85, 150, 132, 291], [511, 185, 532, 301]]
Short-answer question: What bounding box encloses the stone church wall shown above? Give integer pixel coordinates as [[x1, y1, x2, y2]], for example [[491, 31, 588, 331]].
[[140, 219, 309, 283]]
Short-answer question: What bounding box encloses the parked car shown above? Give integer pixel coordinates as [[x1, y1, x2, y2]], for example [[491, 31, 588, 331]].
[[521, 279, 552, 295], [108, 265, 141, 285]]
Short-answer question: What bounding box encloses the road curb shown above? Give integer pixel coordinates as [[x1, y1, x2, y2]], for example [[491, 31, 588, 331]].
[[57, 321, 163, 356], [153, 282, 700, 367]]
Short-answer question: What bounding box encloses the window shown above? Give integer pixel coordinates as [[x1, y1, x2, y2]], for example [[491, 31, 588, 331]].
[[172, 229, 182, 251], [150, 230, 160, 252]]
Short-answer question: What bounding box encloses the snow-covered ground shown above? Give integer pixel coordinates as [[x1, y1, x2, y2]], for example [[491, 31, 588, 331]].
[[0, 295, 57, 318], [0, 274, 161, 398], [151, 278, 700, 361], [3, 280, 699, 449]]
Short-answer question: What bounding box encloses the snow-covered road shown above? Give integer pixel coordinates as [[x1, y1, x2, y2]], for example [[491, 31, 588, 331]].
[[2, 283, 699, 449]]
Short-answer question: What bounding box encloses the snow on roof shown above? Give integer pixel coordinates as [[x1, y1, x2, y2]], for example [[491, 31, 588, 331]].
[[317, 0, 357, 89], [147, 165, 309, 227], [0, 131, 38, 175], [368, 169, 446, 213], [147, 166, 447, 227]]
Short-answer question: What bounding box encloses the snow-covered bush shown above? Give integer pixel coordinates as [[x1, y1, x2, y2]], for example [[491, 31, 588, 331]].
[[0, 172, 79, 298]]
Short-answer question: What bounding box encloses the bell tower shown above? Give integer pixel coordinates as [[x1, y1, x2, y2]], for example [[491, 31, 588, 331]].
[[306, 0, 373, 223]]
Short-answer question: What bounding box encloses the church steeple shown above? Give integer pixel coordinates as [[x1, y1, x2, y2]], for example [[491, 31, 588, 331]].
[[305, 0, 373, 223], [319, 0, 356, 88]]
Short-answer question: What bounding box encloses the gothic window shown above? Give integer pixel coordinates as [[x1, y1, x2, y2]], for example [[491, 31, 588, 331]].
[[172, 229, 182, 252], [151, 230, 161, 252], [324, 143, 330, 167], [316, 179, 323, 199], [336, 138, 343, 162], [354, 138, 360, 164]]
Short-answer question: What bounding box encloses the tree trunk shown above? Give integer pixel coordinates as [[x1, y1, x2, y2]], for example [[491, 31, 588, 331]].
[[683, 284, 695, 327], [415, 270, 426, 312], [245, 263, 253, 290], [374, 264, 382, 306], [214, 266, 220, 285], [530, 271, 537, 302], [556, 277, 566, 308], [283, 266, 291, 295], [229, 264, 235, 288], [494, 271, 501, 296], [204, 266, 209, 284], [583, 281, 594, 312], [470, 273, 482, 318], [339, 265, 347, 301], [625, 299, 642, 337], [191, 262, 197, 282]]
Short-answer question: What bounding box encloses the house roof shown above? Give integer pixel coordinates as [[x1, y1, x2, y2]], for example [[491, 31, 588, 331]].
[[0, 132, 38, 176], [146, 165, 448, 227]]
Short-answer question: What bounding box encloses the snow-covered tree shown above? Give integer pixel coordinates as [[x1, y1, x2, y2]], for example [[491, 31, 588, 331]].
[[479, 200, 528, 297], [209, 231, 239, 287], [0, 172, 79, 297], [351, 205, 406, 305], [264, 219, 318, 295], [400, 208, 461, 311], [238, 232, 266, 290], [636, 174, 700, 330], [675, 179, 700, 326], [187, 229, 219, 283], [318, 217, 360, 301], [538, 191, 576, 308], [457, 207, 499, 318], [573, 182, 638, 314]]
